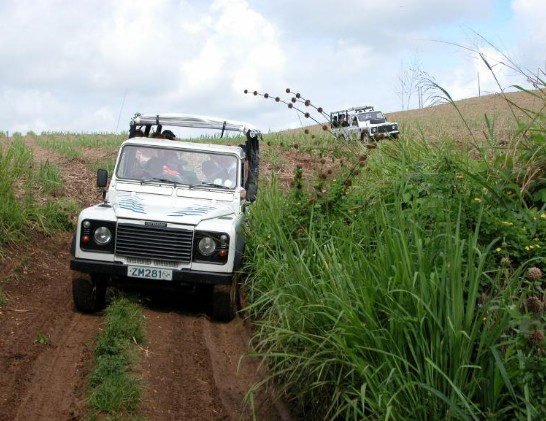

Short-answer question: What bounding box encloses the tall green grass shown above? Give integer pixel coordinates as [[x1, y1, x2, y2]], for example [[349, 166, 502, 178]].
[[0, 138, 79, 248], [0, 137, 34, 245], [243, 97, 546, 418]]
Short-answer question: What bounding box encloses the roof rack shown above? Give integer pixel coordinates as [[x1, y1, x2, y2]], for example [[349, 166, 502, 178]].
[[132, 113, 258, 134], [330, 105, 374, 115]]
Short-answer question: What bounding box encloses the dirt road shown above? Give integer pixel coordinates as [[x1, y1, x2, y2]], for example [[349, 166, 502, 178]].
[[0, 137, 292, 420]]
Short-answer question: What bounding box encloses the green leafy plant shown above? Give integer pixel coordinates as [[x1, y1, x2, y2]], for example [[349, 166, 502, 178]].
[[35, 333, 50, 346]]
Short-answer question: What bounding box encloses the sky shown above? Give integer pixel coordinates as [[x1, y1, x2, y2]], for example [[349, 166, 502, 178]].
[[0, 0, 544, 135]]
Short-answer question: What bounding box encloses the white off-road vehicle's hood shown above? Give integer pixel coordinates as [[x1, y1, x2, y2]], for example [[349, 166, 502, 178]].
[[110, 193, 237, 225]]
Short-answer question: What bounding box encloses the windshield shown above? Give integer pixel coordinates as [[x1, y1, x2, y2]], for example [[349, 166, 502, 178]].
[[116, 145, 239, 188], [357, 112, 386, 123]]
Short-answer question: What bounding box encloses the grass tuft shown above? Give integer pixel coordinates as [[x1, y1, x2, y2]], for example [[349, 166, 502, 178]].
[[88, 294, 145, 419]]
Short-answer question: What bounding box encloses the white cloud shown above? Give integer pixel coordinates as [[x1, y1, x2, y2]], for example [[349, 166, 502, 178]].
[[0, 0, 542, 134]]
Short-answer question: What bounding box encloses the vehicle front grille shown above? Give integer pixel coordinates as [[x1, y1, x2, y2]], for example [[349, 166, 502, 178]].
[[115, 223, 193, 262], [377, 125, 392, 133]]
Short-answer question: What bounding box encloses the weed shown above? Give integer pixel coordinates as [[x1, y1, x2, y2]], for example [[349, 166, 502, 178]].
[[35, 333, 50, 346]]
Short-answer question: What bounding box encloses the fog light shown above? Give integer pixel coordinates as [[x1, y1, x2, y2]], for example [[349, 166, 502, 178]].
[[82, 235, 90, 244]]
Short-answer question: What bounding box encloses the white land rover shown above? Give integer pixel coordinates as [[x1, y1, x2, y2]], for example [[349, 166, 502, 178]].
[[70, 114, 260, 321], [330, 105, 399, 141]]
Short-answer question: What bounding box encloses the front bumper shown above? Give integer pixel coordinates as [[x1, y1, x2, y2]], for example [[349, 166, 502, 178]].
[[70, 258, 233, 286]]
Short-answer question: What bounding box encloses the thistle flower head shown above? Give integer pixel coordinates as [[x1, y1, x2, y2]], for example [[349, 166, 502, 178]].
[[305, 100, 311, 106], [264, 93, 269, 98], [288, 103, 293, 108], [526, 296, 544, 315], [527, 267, 543, 280], [291, 97, 297, 103], [253, 91, 258, 96], [304, 112, 310, 118], [244, 89, 248, 94], [286, 88, 291, 93], [296, 93, 301, 99], [528, 327, 545, 347], [500, 256, 511, 267]]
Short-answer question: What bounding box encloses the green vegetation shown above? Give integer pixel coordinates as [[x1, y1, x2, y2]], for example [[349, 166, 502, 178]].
[[34, 160, 63, 195], [0, 136, 78, 303], [34, 132, 125, 174], [243, 84, 546, 419], [88, 295, 145, 420], [0, 137, 77, 246]]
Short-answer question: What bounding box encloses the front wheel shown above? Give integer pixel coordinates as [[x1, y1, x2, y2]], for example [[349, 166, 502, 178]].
[[211, 277, 239, 322], [72, 272, 107, 313]]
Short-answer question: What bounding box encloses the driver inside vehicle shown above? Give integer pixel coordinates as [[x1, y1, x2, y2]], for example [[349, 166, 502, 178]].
[[145, 150, 198, 183], [201, 154, 237, 187]]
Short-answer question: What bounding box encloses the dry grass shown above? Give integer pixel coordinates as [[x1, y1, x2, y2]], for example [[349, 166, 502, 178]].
[[388, 89, 546, 144], [288, 89, 545, 145]]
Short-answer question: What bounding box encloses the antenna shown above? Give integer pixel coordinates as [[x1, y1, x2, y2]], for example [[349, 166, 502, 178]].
[[115, 89, 128, 133]]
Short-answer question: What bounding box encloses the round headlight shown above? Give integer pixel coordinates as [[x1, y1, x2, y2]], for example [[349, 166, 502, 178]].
[[94, 226, 112, 245], [198, 237, 216, 256]]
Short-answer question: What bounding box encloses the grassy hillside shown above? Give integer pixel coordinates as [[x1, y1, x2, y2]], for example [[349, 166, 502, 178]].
[[389, 89, 545, 144], [245, 86, 546, 419]]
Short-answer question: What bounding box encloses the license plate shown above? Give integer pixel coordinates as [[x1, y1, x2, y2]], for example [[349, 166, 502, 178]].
[[127, 266, 173, 281]]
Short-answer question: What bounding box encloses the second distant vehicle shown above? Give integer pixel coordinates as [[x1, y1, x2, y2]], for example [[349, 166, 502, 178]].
[[330, 105, 399, 141]]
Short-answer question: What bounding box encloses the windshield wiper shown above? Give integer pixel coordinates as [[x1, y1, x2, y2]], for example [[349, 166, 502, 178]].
[[140, 177, 181, 187], [190, 182, 231, 190]]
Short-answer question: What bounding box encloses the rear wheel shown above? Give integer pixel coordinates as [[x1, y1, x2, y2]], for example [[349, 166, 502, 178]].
[[211, 277, 239, 322], [72, 272, 108, 313]]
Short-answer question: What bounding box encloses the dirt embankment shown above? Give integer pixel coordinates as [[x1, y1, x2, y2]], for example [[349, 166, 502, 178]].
[[0, 137, 292, 420]]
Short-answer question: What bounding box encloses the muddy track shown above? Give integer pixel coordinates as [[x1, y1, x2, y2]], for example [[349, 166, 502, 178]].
[[0, 137, 292, 420]]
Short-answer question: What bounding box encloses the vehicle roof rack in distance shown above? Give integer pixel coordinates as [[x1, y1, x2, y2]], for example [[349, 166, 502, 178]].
[[352, 105, 375, 112], [330, 105, 374, 115]]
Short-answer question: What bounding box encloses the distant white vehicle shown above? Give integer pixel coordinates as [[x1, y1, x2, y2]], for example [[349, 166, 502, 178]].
[[70, 113, 260, 321], [330, 105, 399, 141]]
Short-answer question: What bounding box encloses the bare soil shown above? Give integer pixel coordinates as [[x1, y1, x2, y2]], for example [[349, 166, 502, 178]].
[[0, 138, 293, 420]]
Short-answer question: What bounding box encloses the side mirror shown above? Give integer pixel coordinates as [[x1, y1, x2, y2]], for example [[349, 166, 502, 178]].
[[97, 169, 108, 201], [97, 169, 108, 187]]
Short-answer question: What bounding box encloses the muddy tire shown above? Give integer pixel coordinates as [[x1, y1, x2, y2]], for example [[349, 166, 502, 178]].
[[211, 278, 238, 322], [72, 272, 107, 313]]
